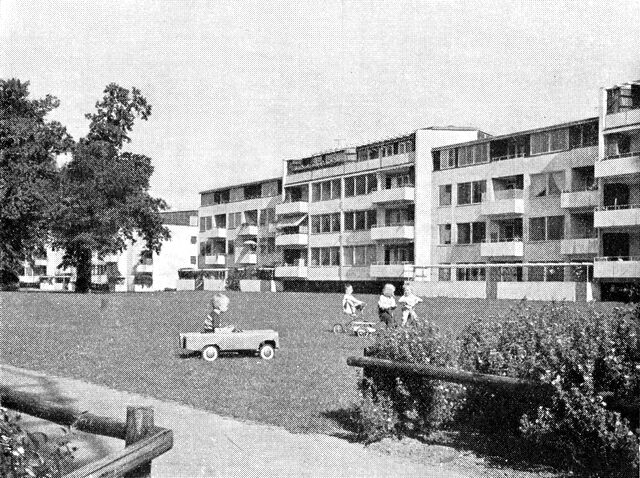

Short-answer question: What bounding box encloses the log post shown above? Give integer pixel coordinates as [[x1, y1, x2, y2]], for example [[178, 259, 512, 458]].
[[124, 406, 154, 478]]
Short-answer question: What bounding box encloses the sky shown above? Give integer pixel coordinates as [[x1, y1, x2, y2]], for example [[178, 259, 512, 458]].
[[1, 0, 639, 210]]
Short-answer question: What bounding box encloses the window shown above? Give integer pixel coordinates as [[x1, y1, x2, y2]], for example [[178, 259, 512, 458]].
[[439, 224, 452, 245], [385, 206, 414, 225], [344, 209, 376, 231], [227, 241, 235, 255], [530, 129, 569, 155], [366, 174, 378, 193], [458, 144, 488, 166], [312, 183, 321, 202], [259, 237, 276, 254], [190, 236, 197, 244], [259, 208, 275, 226], [438, 268, 451, 281], [457, 183, 472, 205], [312, 179, 340, 202], [344, 176, 355, 197], [345, 173, 376, 197], [369, 148, 379, 160], [343, 212, 354, 231], [311, 213, 340, 233], [343, 245, 376, 266], [529, 217, 546, 241], [439, 185, 452, 206], [311, 247, 340, 266], [199, 217, 207, 232], [472, 222, 486, 243], [472, 181, 486, 204], [244, 184, 261, 200], [440, 149, 456, 169], [457, 223, 471, 244], [190, 256, 196, 265], [205, 217, 212, 230], [530, 173, 547, 198], [456, 267, 486, 281], [546, 264, 564, 282], [215, 214, 226, 228], [547, 216, 564, 240], [366, 209, 377, 228], [528, 265, 545, 281]]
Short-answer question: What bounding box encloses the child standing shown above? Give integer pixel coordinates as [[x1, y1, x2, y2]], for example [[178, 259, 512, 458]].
[[377, 283, 396, 327], [342, 283, 365, 317], [398, 284, 423, 326], [203, 293, 231, 333]]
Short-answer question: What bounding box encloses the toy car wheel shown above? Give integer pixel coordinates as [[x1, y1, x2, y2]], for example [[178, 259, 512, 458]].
[[259, 344, 275, 360], [202, 345, 219, 362], [333, 323, 344, 334], [356, 328, 367, 337]]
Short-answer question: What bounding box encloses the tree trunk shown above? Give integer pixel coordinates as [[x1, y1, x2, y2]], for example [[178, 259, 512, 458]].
[[75, 248, 92, 293]]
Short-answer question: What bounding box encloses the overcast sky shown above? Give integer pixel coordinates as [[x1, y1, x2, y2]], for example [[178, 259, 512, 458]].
[[1, 0, 639, 210]]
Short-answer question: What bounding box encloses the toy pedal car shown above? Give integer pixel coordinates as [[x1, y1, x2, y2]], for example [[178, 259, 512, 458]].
[[179, 329, 280, 361]]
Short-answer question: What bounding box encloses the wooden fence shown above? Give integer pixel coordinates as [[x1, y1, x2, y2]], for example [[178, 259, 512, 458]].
[[0, 386, 173, 478], [347, 356, 640, 421]]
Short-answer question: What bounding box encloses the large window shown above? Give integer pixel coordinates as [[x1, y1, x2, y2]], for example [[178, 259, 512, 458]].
[[457, 223, 471, 244], [471, 221, 486, 243], [457, 181, 485, 205], [456, 266, 486, 281], [530, 171, 565, 198], [259, 208, 275, 226], [344, 209, 376, 231], [440, 149, 456, 169], [343, 245, 376, 266], [457, 144, 489, 166], [439, 224, 452, 245], [259, 237, 276, 254], [530, 129, 569, 155], [228, 212, 242, 229], [385, 207, 414, 225], [310, 247, 340, 266], [311, 213, 340, 233], [529, 216, 565, 241], [439, 184, 452, 206], [312, 179, 341, 202]]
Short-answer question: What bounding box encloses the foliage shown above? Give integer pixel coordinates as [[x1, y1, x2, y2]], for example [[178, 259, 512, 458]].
[[0, 79, 73, 284], [50, 84, 169, 292], [358, 319, 463, 442], [458, 302, 639, 477], [0, 407, 75, 478]]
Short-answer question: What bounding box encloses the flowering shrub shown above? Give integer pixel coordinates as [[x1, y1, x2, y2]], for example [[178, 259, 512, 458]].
[[1, 407, 75, 478], [459, 302, 639, 477], [358, 319, 463, 442]]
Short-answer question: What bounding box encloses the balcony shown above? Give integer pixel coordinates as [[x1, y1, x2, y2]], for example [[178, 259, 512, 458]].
[[275, 233, 308, 247], [276, 201, 309, 216], [480, 240, 524, 257], [594, 203, 640, 228], [91, 274, 108, 285], [369, 263, 414, 279], [604, 108, 640, 131], [34, 258, 48, 267], [369, 186, 415, 204], [203, 227, 227, 239], [594, 256, 640, 279], [136, 264, 153, 273], [560, 238, 599, 255], [274, 264, 308, 278], [370, 223, 415, 241], [307, 266, 340, 280], [204, 254, 226, 266], [237, 223, 258, 236], [237, 253, 257, 265], [481, 189, 524, 216], [595, 152, 640, 178], [560, 188, 599, 209]]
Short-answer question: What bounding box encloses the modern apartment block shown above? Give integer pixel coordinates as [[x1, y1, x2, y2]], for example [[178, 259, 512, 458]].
[[594, 79, 640, 301], [19, 210, 199, 292], [198, 178, 283, 276], [195, 79, 639, 301]]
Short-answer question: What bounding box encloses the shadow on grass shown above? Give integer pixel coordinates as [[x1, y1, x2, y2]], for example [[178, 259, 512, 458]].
[[321, 407, 362, 442]]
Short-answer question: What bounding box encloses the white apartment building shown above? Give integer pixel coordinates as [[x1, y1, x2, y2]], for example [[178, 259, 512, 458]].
[[19, 210, 199, 292]]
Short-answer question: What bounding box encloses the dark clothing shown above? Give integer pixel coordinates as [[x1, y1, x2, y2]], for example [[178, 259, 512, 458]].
[[378, 307, 396, 327], [203, 310, 223, 333]]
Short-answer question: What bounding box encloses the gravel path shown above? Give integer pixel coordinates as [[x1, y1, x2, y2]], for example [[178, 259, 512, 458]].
[[2, 364, 472, 477]]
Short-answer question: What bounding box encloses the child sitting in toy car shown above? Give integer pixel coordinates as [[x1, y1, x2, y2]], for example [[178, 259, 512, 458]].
[[203, 293, 237, 333]]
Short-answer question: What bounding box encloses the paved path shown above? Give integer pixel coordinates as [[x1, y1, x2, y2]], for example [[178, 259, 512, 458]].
[[1, 364, 471, 477]]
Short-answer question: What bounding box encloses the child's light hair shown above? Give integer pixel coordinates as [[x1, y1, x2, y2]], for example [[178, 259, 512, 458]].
[[344, 283, 353, 292], [211, 293, 229, 310], [403, 284, 413, 294], [382, 283, 396, 295]]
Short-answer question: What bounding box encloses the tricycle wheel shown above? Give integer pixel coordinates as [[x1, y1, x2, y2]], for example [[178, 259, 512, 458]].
[[202, 345, 219, 362], [259, 343, 275, 360], [333, 323, 344, 334], [356, 328, 367, 337]]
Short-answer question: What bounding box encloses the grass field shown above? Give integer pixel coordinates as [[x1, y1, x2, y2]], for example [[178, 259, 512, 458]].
[[0, 291, 618, 436]]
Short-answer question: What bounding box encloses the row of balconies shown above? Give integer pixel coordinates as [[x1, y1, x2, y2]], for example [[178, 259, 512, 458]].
[[274, 263, 415, 280], [203, 253, 258, 265], [274, 223, 415, 247]]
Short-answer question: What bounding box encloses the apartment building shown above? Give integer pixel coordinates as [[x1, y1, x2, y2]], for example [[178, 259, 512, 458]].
[[19, 210, 199, 292], [594, 79, 640, 301], [198, 178, 282, 279]]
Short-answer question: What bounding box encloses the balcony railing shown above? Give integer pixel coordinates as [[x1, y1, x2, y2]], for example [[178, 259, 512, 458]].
[[490, 151, 527, 162], [371, 221, 414, 228], [603, 150, 640, 161], [595, 203, 640, 212], [492, 189, 524, 201], [595, 256, 640, 262]]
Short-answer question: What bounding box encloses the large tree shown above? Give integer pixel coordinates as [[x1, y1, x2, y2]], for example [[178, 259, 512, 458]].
[[51, 84, 170, 293], [0, 79, 73, 286]]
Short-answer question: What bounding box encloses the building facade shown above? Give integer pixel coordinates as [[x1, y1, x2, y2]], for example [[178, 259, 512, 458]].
[[19, 210, 199, 292], [195, 79, 639, 301]]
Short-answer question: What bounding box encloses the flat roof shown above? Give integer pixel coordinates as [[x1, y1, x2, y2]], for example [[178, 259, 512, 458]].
[[199, 176, 281, 195], [432, 117, 598, 151], [606, 79, 640, 90]]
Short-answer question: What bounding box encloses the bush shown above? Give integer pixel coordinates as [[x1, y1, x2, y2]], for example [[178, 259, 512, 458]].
[[358, 319, 462, 442], [0, 407, 75, 477], [458, 302, 639, 477]]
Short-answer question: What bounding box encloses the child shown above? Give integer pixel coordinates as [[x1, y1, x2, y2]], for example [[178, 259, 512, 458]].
[[398, 284, 423, 326], [377, 283, 396, 327], [342, 283, 365, 317], [203, 293, 234, 333]]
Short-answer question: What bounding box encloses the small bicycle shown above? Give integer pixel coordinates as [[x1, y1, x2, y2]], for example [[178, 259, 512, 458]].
[[333, 305, 377, 337]]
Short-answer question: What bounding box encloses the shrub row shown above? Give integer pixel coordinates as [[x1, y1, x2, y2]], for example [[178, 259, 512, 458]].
[[358, 302, 639, 477]]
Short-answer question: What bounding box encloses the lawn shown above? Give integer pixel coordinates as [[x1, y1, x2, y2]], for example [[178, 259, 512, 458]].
[[0, 291, 618, 435]]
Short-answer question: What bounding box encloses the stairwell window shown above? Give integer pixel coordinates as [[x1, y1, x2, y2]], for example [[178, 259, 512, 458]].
[[439, 185, 452, 206]]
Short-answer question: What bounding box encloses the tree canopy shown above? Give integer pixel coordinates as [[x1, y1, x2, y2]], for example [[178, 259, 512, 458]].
[[50, 83, 170, 292], [0, 79, 73, 284]]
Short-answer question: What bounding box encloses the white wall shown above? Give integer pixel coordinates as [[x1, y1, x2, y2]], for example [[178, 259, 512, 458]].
[[153, 224, 199, 291], [497, 282, 577, 301]]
